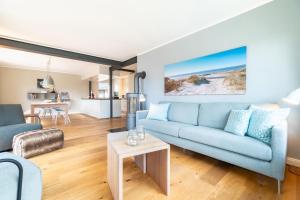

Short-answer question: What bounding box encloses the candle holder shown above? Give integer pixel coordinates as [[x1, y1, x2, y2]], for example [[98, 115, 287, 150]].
[[127, 129, 138, 146], [136, 125, 145, 140]]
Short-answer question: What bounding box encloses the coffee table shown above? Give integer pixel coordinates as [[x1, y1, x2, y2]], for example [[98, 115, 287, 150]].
[[107, 132, 170, 200]]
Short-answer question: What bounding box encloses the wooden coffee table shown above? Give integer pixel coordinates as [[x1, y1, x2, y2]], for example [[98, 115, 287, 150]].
[[107, 132, 170, 200]]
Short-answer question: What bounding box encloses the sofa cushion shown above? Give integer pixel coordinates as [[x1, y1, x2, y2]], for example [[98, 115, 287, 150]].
[[138, 119, 192, 137], [224, 109, 253, 136], [198, 103, 250, 129], [0, 152, 42, 200], [247, 105, 290, 144], [0, 104, 25, 126], [179, 125, 272, 161], [147, 103, 170, 121], [161, 102, 199, 125], [0, 123, 42, 151]]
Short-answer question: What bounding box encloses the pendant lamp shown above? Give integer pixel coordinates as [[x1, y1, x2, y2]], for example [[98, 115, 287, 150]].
[[42, 57, 55, 90]]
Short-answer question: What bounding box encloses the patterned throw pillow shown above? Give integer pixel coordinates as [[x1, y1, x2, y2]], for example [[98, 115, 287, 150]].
[[146, 103, 170, 121], [224, 110, 253, 136], [247, 105, 290, 144]]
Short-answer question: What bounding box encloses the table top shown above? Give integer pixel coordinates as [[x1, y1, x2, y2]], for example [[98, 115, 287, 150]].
[[107, 132, 169, 158], [31, 102, 68, 106]]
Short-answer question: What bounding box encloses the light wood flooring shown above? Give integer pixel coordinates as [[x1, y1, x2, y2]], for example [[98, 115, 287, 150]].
[[29, 114, 300, 200]]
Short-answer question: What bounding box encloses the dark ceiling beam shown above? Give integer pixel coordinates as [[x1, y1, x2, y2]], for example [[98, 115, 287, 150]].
[[110, 56, 137, 71], [121, 56, 137, 67], [0, 37, 122, 66], [116, 68, 135, 73]]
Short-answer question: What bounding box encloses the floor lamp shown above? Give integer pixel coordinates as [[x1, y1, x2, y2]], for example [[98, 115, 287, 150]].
[[283, 87, 300, 176]]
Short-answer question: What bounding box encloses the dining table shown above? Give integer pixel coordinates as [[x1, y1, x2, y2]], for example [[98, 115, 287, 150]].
[[30, 102, 69, 123]]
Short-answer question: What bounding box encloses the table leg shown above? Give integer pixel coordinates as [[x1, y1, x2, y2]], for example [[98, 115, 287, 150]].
[[146, 148, 170, 195], [64, 105, 71, 124], [30, 105, 35, 123], [134, 154, 146, 173], [108, 141, 123, 200]]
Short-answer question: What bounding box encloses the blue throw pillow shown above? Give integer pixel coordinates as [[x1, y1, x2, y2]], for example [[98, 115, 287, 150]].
[[224, 109, 253, 136], [147, 103, 170, 121], [247, 105, 290, 144]]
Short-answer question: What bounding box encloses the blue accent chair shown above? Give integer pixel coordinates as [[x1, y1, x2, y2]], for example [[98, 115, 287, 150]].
[[0, 104, 42, 151], [136, 102, 287, 194], [0, 152, 42, 200]]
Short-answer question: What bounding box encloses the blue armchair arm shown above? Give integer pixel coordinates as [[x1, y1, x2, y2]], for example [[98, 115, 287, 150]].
[[270, 121, 288, 181], [24, 114, 41, 124], [0, 159, 23, 200]]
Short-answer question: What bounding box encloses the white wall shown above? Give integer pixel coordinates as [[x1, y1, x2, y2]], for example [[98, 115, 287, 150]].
[[0, 66, 88, 113], [137, 0, 300, 159]]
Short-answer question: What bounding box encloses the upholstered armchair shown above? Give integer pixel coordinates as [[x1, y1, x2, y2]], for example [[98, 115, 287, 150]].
[[0, 104, 42, 151], [0, 152, 42, 200]]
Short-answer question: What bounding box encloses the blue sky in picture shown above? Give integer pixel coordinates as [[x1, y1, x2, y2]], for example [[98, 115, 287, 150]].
[[165, 46, 247, 77]]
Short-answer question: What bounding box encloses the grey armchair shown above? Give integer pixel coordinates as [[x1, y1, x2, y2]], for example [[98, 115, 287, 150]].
[[0, 104, 42, 151]]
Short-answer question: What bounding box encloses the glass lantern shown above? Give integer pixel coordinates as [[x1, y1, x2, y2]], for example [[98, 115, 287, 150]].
[[127, 129, 138, 146]]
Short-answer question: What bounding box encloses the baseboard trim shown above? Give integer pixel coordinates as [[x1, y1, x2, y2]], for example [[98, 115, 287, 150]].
[[287, 157, 300, 167]]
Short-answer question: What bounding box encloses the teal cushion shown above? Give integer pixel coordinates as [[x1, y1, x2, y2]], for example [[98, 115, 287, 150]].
[[224, 109, 252, 136], [247, 105, 290, 144], [160, 102, 199, 125], [147, 103, 170, 121], [198, 103, 250, 129]]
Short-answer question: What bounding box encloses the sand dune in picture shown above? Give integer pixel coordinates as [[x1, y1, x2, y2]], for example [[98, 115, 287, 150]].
[[165, 67, 246, 95]]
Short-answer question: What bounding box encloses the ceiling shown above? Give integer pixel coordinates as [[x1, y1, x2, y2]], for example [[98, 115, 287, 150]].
[[0, 47, 136, 79], [0, 47, 101, 78], [0, 0, 272, 61]]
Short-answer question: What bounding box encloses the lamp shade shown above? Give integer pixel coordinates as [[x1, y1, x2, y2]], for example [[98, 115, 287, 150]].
[[283, 88, 300, 105], [42, 57, 55, 90], [42, 75, 55, 90], [139, 93, 146, 102]]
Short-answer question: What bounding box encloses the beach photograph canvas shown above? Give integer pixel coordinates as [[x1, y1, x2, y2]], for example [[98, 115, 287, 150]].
[[164, 46, 247, 95]]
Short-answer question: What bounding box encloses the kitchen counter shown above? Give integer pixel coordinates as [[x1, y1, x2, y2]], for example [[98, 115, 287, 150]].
[[80, 99, 121, 118], [81, 98, 125, 100]]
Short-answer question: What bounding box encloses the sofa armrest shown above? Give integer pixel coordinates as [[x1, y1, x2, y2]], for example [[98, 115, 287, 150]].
[[0, 158, 23, 200], [24, 114, 41, 124], [270, 121, 288, 180], [136, 110, 149, 125]]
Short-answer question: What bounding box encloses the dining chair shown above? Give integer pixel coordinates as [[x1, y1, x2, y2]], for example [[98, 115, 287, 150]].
[[51, 101, 71, 125], [36, 107, 52, 119]]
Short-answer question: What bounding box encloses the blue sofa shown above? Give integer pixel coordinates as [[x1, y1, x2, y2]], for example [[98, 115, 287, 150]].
[[136, 102, 287, 193], [0, 104, 42, 151], [0, 152, 42, 200]]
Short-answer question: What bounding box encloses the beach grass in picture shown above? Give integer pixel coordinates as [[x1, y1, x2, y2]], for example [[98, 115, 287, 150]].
[[164, 46, 247, 95]]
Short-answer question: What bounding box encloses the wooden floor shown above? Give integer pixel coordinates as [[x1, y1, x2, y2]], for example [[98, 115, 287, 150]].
[[30, 114, 300, 200]]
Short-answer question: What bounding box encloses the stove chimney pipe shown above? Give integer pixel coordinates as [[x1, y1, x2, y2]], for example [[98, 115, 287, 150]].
[[134, 71, 146, 93], [126, 71, 146, 130]]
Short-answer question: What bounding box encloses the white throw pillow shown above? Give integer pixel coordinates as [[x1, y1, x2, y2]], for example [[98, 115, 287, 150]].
[[147, 103, 170, 121]]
